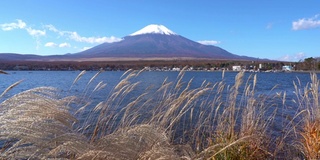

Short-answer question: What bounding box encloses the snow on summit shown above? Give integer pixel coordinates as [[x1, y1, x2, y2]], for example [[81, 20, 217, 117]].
[[130, 24, 177, 36]]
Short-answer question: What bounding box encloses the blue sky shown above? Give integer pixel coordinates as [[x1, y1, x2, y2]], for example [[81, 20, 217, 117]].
[[0, 0, 319, 61]]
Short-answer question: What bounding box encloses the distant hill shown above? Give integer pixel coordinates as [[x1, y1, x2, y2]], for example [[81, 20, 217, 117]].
[[0, 53, 70, 61], [0, 53, 43, 61]]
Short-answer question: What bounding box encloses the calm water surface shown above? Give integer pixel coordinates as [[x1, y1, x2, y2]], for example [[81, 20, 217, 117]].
[[0, 71, 314, 110], [0, 71, 312, 99], [0, 70, 315, 141]]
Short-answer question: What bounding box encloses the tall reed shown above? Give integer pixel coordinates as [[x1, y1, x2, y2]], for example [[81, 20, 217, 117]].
[[293, 73, 320, 159], [0, 69, 301, 159]]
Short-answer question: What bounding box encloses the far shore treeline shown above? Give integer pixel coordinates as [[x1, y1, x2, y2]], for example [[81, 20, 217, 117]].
[[0, 57, 319, 71]]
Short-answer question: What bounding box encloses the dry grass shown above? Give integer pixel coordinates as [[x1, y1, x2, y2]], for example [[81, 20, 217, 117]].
[[0, 87, 86, 159], [293, 73, 320, 159], [0, 80, 24, 98], [1, 69, 317, 159], [191, 72, 277, 159], [0, 70, 8, 74]]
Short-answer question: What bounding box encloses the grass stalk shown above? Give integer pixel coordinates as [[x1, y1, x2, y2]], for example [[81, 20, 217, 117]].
[[1, 69, 313, 159]]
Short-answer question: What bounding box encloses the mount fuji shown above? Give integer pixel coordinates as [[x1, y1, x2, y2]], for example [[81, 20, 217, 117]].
[[130, 24, 177, 36], [0, 24, 256, 61], [73, 24, 254, 60]]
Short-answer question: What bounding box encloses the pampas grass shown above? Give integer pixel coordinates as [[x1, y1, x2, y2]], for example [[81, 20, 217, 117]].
[[0, 80, 24, 98], [293, 73, 320, 159], [1, 69, 317, 159], [0, 87, 85, 159], [0, 70, 8, 74]]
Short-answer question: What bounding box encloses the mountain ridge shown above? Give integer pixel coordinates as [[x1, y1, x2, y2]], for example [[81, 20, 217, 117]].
[[0, 24, 258, 61], [74, 26, 253, 60]]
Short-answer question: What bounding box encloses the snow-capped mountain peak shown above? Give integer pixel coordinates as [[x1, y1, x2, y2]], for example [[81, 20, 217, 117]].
[[130, 24, 177, 36]]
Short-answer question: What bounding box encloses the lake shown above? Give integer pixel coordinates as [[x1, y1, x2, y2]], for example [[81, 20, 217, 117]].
[[0, 70, 313, 118], [0, 70, 312, 97], [0, 70, 315, 151]]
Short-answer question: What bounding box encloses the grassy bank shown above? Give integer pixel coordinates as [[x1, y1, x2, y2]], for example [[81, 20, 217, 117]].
[[0, 69, 318, 159]]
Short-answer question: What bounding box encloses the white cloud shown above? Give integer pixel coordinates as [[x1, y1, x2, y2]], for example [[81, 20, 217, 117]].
[[69, 31, 122, 43], [70, 32, 104, 43], [81, 46, 92, 51], [0, 19, 26, 31], [26, 27, 45, 37], [45, 42, 71, 48], [278, 52, 306, 62], [197, 40, 221, 45], [44, 24, 59, 33], [44, 24, 65, 36], [1, 19, 45, 38], [45, 24, 122, 43], [45, 42, 57, 47], [59, 42, 71, 48], [292, 14, 320, 30], [2, 19, 123, 52], [2, 20, 120, 44]]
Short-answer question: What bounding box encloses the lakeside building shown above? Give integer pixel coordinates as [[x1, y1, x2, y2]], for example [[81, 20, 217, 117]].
[[282, 65, 293, 71], [232, 66, 241, 71]]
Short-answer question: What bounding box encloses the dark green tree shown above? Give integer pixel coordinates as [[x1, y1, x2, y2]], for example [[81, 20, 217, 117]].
[[304, 57, 316, 70]]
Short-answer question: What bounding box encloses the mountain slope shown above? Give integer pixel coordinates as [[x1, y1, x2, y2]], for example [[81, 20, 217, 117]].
[[74, 24, 252, 60], [76, 34, 233, 58], [0, 24, 257, 61]]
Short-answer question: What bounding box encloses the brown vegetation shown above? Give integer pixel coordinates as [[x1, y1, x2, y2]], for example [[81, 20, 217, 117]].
[[0, 69, 319, 159]]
